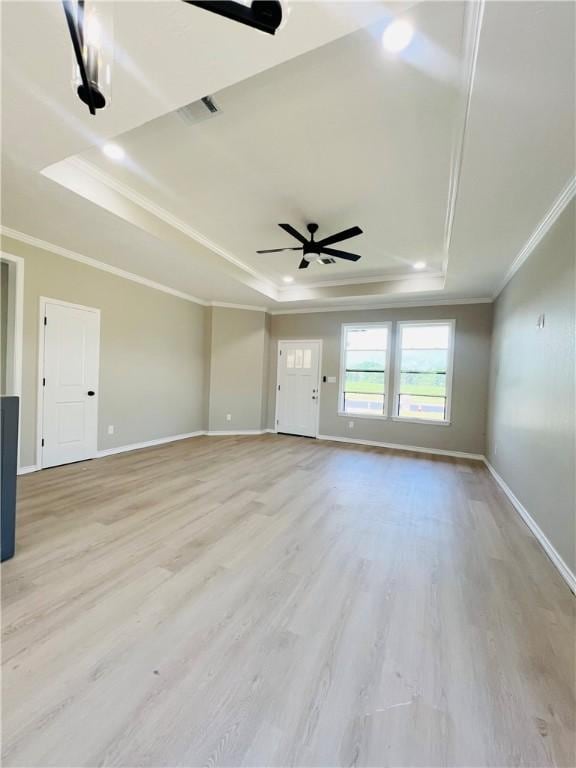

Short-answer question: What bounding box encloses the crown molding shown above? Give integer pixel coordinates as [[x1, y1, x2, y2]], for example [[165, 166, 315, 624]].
[[268, 297, 492, 315], [0, 226, 209, 306], [67, 158, 278, 295], [280, 269, 446, 291], [443, 0, 485, 271], [495, 176, 576, 298], [210, 301, 268, 312]]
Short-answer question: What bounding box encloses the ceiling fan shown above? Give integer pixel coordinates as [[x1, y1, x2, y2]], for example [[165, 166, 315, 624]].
[[257, 223, 364, 269]]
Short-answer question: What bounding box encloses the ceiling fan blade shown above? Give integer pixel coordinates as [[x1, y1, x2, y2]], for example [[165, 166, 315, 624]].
[[279, 223, 308, 244], [298, 257, 310, 269], [317, 226, 363, 248], [256, 247, 303, 253], [321, 247, 362, 262]]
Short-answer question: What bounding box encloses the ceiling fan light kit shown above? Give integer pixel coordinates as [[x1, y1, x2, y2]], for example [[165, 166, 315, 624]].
[[257, 223, 364, 269]]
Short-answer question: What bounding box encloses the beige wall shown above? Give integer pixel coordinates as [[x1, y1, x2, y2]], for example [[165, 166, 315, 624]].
[[487, 202, 575, 574], [268, 303, 493, 455], [1, 235, 207, 467], [207, 306, 268, 432]]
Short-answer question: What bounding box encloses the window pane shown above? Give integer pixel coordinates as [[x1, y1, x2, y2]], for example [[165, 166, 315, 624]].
[[395, 323, 453, 422], [340, 325, 389, 418], [303, 349, 312, 369], [345, 371, 385, 394], [346, 327, 388, 351], [398, 394, 446, 421], [399, 371, 446, 397], [286, 351, 295, 368], [344, 392, 385, 416], [401, 325, 450, 349], [345, 350, 387, 371], [400, 348, 447, 374], [294, 349, 303, 368]]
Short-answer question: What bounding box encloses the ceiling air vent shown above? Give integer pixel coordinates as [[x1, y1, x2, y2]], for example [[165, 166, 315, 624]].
[[176, 96, 221, 126]]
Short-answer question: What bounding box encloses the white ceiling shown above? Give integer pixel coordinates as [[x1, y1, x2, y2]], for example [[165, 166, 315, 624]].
[[77, 2, 466, 287], [2, 1, 575, 310]]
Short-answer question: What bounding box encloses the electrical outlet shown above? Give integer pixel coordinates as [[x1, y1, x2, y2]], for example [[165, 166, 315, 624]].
[[107, 425, 114, 435], [348, 421, 354, 429], [226, 414, 232, 422]]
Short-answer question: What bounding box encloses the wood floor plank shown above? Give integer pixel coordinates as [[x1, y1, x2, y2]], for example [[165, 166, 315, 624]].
[[2, 434, 574, 767]]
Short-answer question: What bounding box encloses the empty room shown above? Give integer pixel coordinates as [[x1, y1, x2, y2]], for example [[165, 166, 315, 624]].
[[1, 1, 574, 766]]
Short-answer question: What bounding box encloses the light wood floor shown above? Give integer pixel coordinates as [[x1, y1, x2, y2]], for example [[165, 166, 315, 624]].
[[2, 435, 575, 767]]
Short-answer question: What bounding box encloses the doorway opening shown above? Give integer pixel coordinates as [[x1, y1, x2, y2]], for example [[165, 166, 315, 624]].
[[0, 253, 24, 400]]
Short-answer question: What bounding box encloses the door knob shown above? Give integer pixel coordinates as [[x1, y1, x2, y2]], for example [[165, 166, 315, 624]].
[[87, 391, 95, 396]]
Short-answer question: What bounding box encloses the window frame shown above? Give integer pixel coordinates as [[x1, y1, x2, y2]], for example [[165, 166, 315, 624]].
[[338, 322, 392, 420], [392, 319, 455, 426]]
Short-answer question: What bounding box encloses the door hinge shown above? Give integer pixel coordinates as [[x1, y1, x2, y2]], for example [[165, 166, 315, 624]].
[[41, 438, 44, 447], [277, 384, 280, 391], [44, 316, 47, 326], [279, 350, 282, 355], [42, 377, 46, 387]]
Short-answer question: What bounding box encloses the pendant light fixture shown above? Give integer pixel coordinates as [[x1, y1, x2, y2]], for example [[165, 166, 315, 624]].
[[62, 0, 113, 115], [61, 1, 282, 115], [183, 1, 283, 35]]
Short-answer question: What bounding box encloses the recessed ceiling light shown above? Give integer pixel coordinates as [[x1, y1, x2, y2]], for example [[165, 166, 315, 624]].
[[413, 261, 426, 270], [102, 143, 125, 161], [382, 19, 414, 53], [282, 276, 294, 284]]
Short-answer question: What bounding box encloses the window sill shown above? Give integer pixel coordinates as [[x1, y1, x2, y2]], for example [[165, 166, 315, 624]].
[[338, 411, 389, 421], [336, 413, 452, 426], [391, 417, 451, 427]]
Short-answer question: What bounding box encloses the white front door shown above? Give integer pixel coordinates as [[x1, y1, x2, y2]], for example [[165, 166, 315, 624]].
[[41, 300, 100, 468], [276, 341, 321, 438]]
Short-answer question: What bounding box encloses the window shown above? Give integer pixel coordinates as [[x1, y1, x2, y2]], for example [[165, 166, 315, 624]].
[[394, 321, 454, 423], [339, 324, 391, 417], [286, 348, 312, 369]]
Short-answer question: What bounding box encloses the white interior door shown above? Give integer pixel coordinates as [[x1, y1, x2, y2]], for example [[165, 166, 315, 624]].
[[41, 300, 100, 468], [276, 341, 321, 438]]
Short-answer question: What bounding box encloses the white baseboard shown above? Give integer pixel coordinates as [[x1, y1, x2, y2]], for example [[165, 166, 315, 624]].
[[97, 431, 205, 458], [17, 464, 40, 475], [317, 433, 484, 461], [20, 430, 276, 473], [484, 459, 576, 595], [205, 429, 272, 436]]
